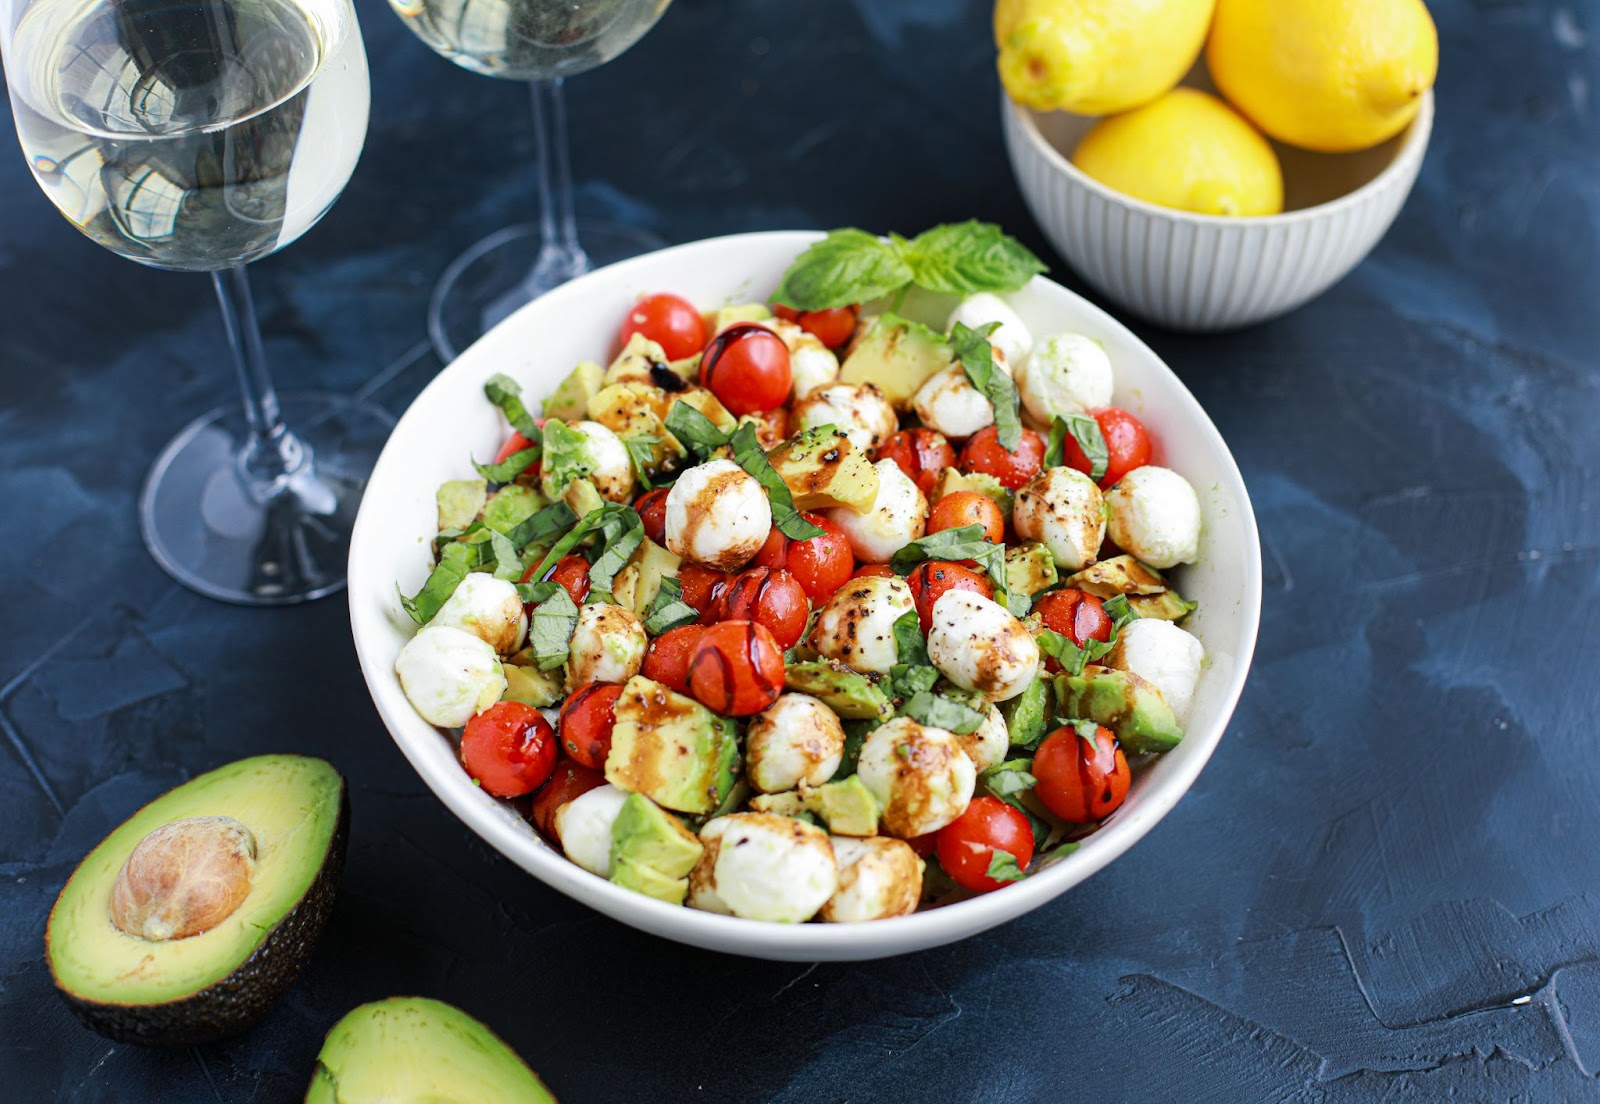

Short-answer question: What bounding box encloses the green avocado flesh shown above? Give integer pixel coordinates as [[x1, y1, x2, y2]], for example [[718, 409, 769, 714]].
[[306, 997, 556, 1104], [47, 755, 345, 1037]]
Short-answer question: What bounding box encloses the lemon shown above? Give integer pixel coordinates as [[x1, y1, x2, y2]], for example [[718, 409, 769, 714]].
[[995, 0, 1216, 116], [1070, 88, 1284, 217], [1207, 0, 1438, 153]]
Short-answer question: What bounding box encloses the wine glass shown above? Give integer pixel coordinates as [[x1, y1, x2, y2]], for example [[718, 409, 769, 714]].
[[386, 0, 673, 361], [2, 0, 392, 604]]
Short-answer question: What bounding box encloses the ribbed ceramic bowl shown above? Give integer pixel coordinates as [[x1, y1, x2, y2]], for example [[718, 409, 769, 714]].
[[1003, 90, 1433, 332], [348, 231, 1262, 961]]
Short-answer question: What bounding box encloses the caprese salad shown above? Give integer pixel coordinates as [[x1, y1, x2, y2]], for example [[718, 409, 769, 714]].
[[393, 224, 1208, 923]]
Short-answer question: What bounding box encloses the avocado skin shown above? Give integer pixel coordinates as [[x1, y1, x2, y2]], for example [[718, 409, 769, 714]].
[[49, 786, 349, 1048]]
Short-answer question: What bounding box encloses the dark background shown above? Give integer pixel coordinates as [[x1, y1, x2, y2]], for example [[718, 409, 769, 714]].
[[4, 0, 1599, 1099]]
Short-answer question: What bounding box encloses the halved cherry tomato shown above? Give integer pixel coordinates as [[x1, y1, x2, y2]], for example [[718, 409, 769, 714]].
[[959, 426, 1045, 490], [708, 567, 810, 650], [1065, 407, 1154, 489], [753, 513, 854, 605], [795, 304, 860, 349], [906, 561, 994, 633], [493, 430, 541, 481], [906, 833, 939, 859], [1032, 724, 1130, 823], [615, 292, 707, 361], [700, 324, 792, 415], [534, 554, 591, 606], [641, 624, 706, 695], [852, 563, 896, 580], [530, 761, 606, 839], [935, 796, 1035, 893], [1031, 588, 1112, 671], [688, 620, 785, 716], [875, 428, 955, 497], [928, 490, 1005, 544], [744, 407, 790, 449], [558, 682, 622, 771], [677, 564, 730, 617], [635, 487, 670, 545], [460, 702, 557, 798]]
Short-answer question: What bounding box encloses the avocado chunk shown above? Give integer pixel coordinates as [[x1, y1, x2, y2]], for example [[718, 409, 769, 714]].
[[1054, 667, 1183, 755], [1063, 555, 1169, 597], [932, 468, 1014, 516], [437, 479, 487, 532], [804, 775, 881, 836], [1000, 675, 1052, 750], [610, 855, 690, 905], [624, 537, 683, 616], [602, 332, 670, 388], [1005, 542, 1059, 598], [558, 478, 606, 519], [305, 997, 555, 1103], [610, 793, 703, 879], [674, 387, 739, 432], [605, 676, 740, 815], [783, 660, 893, 722], [747, 791, 808, 817], [502, 663, 565, 708], [47, 755, 347, 1047], [711, 302, 773, 331], [543, 360, 604, 422], [766, 427, 881, 513], [481, 484, 547, 537], [839, 313, 954, 407], [586, 383, 687, 482], [1128, 590, 1198, 622]]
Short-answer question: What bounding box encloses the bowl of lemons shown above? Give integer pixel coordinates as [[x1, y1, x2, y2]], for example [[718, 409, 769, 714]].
[[998, 0, 1436, 332]]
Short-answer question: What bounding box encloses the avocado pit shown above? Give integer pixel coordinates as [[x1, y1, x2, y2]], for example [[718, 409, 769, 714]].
[[110, 815, 257, 942]]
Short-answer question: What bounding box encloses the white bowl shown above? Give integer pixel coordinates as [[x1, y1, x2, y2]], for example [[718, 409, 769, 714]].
[[347, 231, 1262, 961], [1003, 90, 1433, 332]]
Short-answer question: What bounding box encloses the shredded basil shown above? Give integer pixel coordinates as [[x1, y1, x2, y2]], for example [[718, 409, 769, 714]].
[[1036, 628, 1115, 676], [728, 422, 825, 540], [584, 507, 645, 603], [1058, 413, 1108, 482], [483, 374, 544, 444], [952, 322, 1022, 452], [526, 587, 580, 671], [474, 445, 541, 484], [1102, 593, 1140, 631], [663, 401, 730, 457], [986, 849, 1028, 883], [399, 540, 478, 624], [898, 688, 985, 734], [642, 577, 700, 635]]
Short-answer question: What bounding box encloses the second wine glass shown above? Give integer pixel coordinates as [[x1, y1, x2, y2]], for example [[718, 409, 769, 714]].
[[388, 0, 673, 361]]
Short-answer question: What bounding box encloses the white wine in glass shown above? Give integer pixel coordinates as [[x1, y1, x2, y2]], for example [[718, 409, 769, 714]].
[[3, 0, 391, 604]]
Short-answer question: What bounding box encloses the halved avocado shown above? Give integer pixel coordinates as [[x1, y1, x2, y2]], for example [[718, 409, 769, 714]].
[[46, 755, 347, 1046], [306, 997, 556, 1103]]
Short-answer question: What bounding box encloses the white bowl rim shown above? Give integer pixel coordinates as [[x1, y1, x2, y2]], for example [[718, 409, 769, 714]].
[[1006, 89, 1434, 228], [348, 229, 1263, 958]]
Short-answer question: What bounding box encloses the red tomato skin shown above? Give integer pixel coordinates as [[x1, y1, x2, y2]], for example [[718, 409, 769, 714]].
[[708, 567, 810, 650], [542, 554, 591, 606], [700, 324, 792, 415], [1064, 407, 1155, 488], [1031, 588, 1112, 671], [688, 620, 786, 716], [616, 292, 707, 361], [875, 428, 955, 497], [558, 682, 623, 771], [752, 512, 854, 605], [927, 490, 1005, 544], [958, 426, 1046, 490], [635, 488, 670, 546], [906, 561, 994, 633], [906, 833, 939, 859], [935, 797, 1036, 893], [530, 761, 606, 839], [677, 564, 731, 617], [641, 625, 706, 695], [493, 431, 541, 481], [796, 304, 859, 349], [852, 564, 896, 580], [460, 702, 557, 799], [1032, 725, 1131, 823], [772, 304, 801, 322]]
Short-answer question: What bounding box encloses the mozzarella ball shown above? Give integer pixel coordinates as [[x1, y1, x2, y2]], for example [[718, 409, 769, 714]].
[[745, 693, 847, 793], [574, 420, 635, 502], [1105, 466, 1202, 569], [926, 591, 1040, 703], [687, 813, 837, 922], [824, 459, 928, 564], [791, 383, 898, 454], [429, 573, 527, 655], [553, 784, 629, 877], [1013, 467, 1107, 571], [807, 574, 917, 675], [395, 626, 507, 729], [765, 317, 841, 400], [565, 602, 646, 687], [665, 458, 772, 570], [947, 292, 1034, 369], [820, 837, 923, 923], [1019, 333, 1114, 423], [957, 702, 1010, 772], [1107, 618, 1204, 721], [912, 366, 995, 440], [857, 717, 976, 837]]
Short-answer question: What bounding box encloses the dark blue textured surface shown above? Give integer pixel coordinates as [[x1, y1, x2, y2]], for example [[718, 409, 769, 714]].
[[4, 0, 1599, 1099]]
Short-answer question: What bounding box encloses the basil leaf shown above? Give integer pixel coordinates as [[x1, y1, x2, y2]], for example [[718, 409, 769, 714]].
[[1073, 719, 1102, 751], [1059, 413, 1108, 482], [664, 401, 731, 457], [729, 422, 825, 540], [514, 504, 617, 604], [642, 577, 700, 635], [483, 374, 543, 444], [902, 221, 1047, 297], [1036, 628, 1111, 677], [399, 540, 479, 624], [952, 322, 1022, 452], [891, 611, 929, 670], [624, 435, 661, 491], [986, 848, 1028, 883], [584, 507, 644, 602], [890, 664, 939, 703], [501, 500, 577, 552], [982, 760, 1037, 806], [527, 586, 580, 671], [771, 228, 914, 312], [489, 530, 522, 581], [899, 689, 985, 734], [890, 524, 1015, 612], [474, 445, 541, 484], [1102, 594, 1140, 631], [1043, 417, 1068, 469]]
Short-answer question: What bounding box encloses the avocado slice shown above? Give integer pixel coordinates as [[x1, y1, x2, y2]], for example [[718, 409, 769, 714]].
[[605, 676, 740, 815], [610, 793, 703, 879], [783, 660, 893, 721], [46, 755, 347, 1047], [765, 427, 881, 514], [1054, 667, 1183, 755], [747, 791, 808, 817], [1063, 555, 1169, 598], [1005, 542, 1059, 598], [437, 479, 487, 531], [609, 855, 690, 905], [1128, 590, 1198, 622], [1000, 675, 1051, 750], [543, 360, 604, 422], [602, 332, 670, 388], [503, 663, 566, 709], [306, 997, 555, 1103], [839, 313, 954, 407], [711, 302, 773, 331], [625, 538, 682, 616], [804, 775, 881, 837], [932, 468, 1014, 516], [482, 484, 545, 537], [586, 383, 687, 481]]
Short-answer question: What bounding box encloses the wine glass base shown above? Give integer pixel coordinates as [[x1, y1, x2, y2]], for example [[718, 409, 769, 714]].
[[139, 393, 395, 606], [427, 220, 665, 362]]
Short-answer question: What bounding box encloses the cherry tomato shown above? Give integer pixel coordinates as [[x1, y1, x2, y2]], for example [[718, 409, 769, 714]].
[[460, 702, 557, 799], [959, 426, 1046, 490], [677, 564, 730, 618], [852, 563, 896, 580], [935, 797, 1036, 893], [635, 487, 670, 545], [773, 304, 800, 322], [744, 407, 790, 449], [708, 567, 810, 649], [1031, 588, 1112, 671], [641, 624, 706, 694], [615, 292, 707, 361], [530, 761, 606, 839], [688, 620, 785, 716], [928, 491, 1005, 544], [535, 554, 591, 605], [700, 324, 792, 415], [875, 428, 955, 497], [492, 431, 541, 482], [795, 304, 859, 349], [753, 512, 854, 605], [906, 561, 994, 633], [558, 682, 622, 771], [1032, 724, 1130, 823], [1064, 407, 1154, 489], [906, 833, 939, 859]]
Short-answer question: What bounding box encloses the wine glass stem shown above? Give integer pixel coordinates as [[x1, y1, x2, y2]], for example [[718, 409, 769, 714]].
[[528, 77, 589, 285], [211, 266, 307, 490]]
